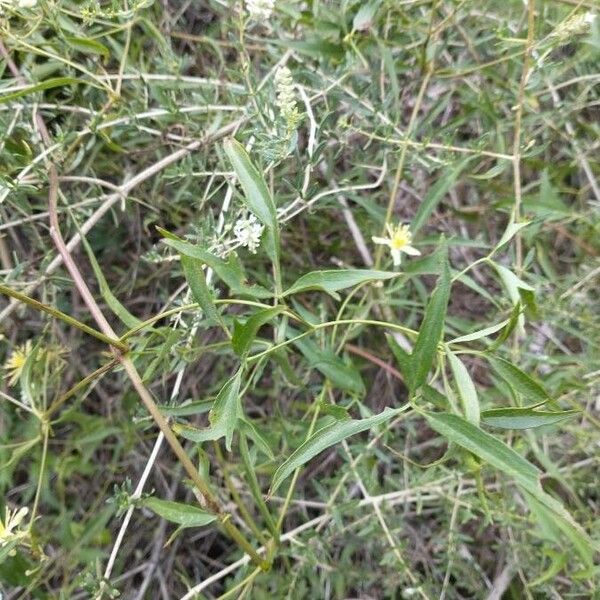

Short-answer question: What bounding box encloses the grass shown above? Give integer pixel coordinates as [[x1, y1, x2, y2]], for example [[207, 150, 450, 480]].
[[0, 0, 599, 598]]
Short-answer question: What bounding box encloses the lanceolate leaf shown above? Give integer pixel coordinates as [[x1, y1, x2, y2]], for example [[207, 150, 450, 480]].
[[481, 407, 579, 430], [385, 333, 411, 382], [232, 306, 287, 356], [447, 350, 480, 425], [209, 369, 242, 451], [223, 139, 279, 262], [270, 407, 400, 494], [173, 369, 242, 451], [0, 77, 81, 104], [411, 158, 472, 235], [180, 255, 218, 324], [223, 139, 277, 230], [486, 355, 551, 406], [80, 233, 142, 329], [424, 412, 594, 567], [449, 319, 511, 344], [283, 269, 399, 300], [409, 250, 451, 392], [142, 497, 216, 528], [161, 235, 272, 299]]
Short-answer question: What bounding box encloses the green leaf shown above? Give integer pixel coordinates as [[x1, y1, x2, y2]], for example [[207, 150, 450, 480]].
[[240, 418, 275, 460], [223, 139, 276, 230], [494, 221, 530, 252], [423, 411, 594, 568], [269, 38, 345, 61], [353, 0, 380, 31], [485, 356, 551, 406], [232, 306, 286, 356], [270, 407, 400, 494], [447, 349, 480, 424], [292, 336, 365, 394], [481, 408, 579, 430], [409, 250, 451, 391], [223, 139, 279, 262], [142, 497, 216, 528], [180, 255, 218, 325], [161, 235, 272, 299], [411, 158, 471, 235], [174, 369, 242, 451], [449, 318, 511, 344], [64, 36, 110, 58], [283, 269, 399, 300], [0, 77, 80, 104], [491, 262, 534, 307], [160, 399, 213, 417], [385, 333, 411, 382], [80, 233, 141, 329]]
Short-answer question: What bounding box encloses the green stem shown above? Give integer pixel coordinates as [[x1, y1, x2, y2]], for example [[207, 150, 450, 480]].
[[214, 441, 268, 546], [46, 359, 120, 419], [0, 284, 128, 352], [240, 432, 278, 539]]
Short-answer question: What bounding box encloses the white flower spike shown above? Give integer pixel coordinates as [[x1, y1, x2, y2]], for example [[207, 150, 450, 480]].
[[372, 223, 421, 266]]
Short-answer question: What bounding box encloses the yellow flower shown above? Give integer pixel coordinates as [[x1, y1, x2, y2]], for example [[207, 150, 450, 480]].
[[0, 505, 29, 549], [372, 223, 421, 266], [4, 340, 32, 386]]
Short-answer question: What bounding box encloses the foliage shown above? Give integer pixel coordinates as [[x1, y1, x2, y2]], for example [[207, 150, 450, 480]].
[[0, 0, 598, 598]]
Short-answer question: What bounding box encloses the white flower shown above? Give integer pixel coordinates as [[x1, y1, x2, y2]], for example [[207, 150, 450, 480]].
[[245, 0, 274, 21], [372, 223, 421, 266], [0, 505, 29, 548], [233, 214, 264, 254]]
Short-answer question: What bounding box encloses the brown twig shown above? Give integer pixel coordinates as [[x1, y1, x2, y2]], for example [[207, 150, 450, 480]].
[[345, 343, 404, 381]]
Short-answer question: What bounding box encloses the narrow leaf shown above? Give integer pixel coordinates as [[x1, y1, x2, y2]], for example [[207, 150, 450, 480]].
[[142, 497, 216, 528], [449, 318, 510, 344], [385, 333, 411, 382], [447, 350, 480, 424], [411, 158, 471, 234], [81, 233, 141, 329], [410, 250, 451, 391], [0, 77, 80, 104], [174, 370, 242, 451], [495, 221, 530, 252], [481, 408, 578, 430], [283, 269, 399, 300], [223, 139, 277, 230], [270, 407, 400, 494], [486, 356, 551, 405], [161, 236, 272, 299], [181, 255, 218, 324], [209, 369, 242, 452], [232, 306, 286, 356]]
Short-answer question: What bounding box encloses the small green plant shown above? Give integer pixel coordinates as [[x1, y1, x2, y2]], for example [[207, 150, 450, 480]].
[[0, 0, 598, 598]]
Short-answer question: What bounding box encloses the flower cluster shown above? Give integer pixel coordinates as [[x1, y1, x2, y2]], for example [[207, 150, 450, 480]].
[[233, 214, 264, 254], [245, 0, 274, 21]]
